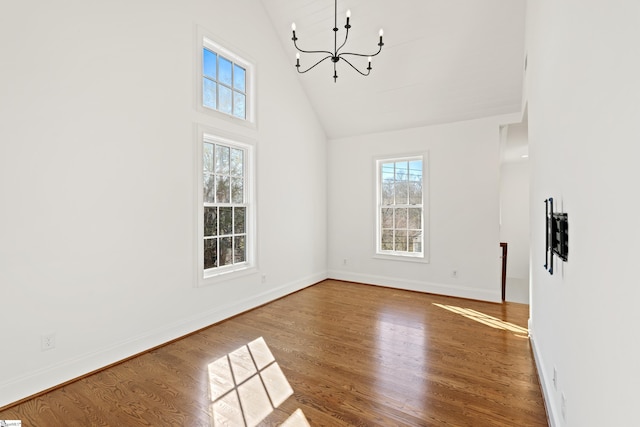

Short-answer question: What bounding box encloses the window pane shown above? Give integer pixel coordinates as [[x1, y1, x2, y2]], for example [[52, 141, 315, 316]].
[[216, 176, 230, 203], [203, 143, 214, 173], [395, 181, 408, 204], [219, 85, 232, 115], [408, 230, 422, 253], [233, 91, 246, 119], [216, 145, 230, 174], [234, 207, 246, 234], [408, 208, 421, 230], [204, 238, 218, 269], [219, 207, 233, 235], [395, 230, 408, 251], [231, 177, 244, 203], [381, 230, 394, 251], [395, 161, 409, 181], [219, 237, 233, 266], [381, 208, 393, 228], [381, 180, 394, 205], [204, 174, 215, 203], [408, 160, 422, 205], [234, 236, 246, 263], [409, 160, 422, 181], [203, 79, 217, 109], [381, 162, 394, 206], [230, 148, 243, 176], [233, 64, 246, 92], [204, 207, 217, 237], [381, 162, 394, 180], [409, 181, 422, 205], [203, 49, 217, 79], [219, 56, 232, 86], [395, 208, 408, 229]]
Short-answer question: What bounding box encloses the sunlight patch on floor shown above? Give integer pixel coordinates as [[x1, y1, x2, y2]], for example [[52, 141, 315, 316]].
[[208, 336, 308, 426], [433, 303, 529, 337]]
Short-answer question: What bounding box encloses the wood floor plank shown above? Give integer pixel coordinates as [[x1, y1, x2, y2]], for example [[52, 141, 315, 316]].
[[0, 280, 548, 426]]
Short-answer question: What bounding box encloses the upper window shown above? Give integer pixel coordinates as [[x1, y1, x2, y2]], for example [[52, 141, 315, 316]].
[[199, 34, 254, 123], [198, 130, 255, 283], [203, 48, 246, 119], [376, 155, 427, 259]]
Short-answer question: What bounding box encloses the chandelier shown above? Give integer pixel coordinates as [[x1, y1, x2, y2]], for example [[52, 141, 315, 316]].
[[291, 0, 384, 83]]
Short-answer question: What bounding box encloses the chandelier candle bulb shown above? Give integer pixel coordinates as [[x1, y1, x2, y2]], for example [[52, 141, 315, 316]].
[[296, 52, 300, 67]]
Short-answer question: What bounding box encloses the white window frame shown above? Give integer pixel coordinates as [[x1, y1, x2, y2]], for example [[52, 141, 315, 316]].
[[374, 152, 429, 263], [196, 126, 257, 286], [197, 27, 257, 127]]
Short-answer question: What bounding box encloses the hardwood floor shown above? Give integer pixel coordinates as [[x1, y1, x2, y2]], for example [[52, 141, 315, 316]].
[[0, 280, 547, 426]]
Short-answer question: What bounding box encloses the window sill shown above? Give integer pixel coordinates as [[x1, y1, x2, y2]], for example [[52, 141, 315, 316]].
[[198, 265, 258, 287], [373, 253, 430, 264]]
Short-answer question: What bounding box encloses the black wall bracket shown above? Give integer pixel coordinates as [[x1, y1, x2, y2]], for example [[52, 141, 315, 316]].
[[544, 197, 569, 275]]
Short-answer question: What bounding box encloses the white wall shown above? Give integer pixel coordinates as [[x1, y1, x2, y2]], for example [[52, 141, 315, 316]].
[[526, 1, 640, 426], [328, 117, 509, 302], [0, 0, 327, 407]]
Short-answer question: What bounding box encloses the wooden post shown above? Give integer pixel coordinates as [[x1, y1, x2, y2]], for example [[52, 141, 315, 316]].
[[500, 242, 508, 302]]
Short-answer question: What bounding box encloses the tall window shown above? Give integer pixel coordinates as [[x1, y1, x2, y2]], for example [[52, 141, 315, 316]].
[[203, 48, 247, 119], [200, 133, 254, 280], [376, 155, 427, 258]]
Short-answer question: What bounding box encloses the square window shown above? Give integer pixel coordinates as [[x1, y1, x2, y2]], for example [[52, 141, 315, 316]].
[[201, 38, 252, 122]]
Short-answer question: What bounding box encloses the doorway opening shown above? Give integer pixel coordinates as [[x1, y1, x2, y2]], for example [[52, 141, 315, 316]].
[[499, 110, 530, 303]]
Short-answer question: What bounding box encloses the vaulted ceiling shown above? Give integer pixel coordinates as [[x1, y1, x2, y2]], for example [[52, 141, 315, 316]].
[[260, 0, 526, 139]]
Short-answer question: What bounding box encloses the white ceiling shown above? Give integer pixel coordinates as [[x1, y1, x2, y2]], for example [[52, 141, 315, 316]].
[[260, 0, 527, 139]]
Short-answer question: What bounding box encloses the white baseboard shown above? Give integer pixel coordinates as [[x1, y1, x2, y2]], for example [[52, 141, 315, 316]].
[[0, 271, 327, 409], [328, 270, 501, 302], [529, 327, 560, 427]]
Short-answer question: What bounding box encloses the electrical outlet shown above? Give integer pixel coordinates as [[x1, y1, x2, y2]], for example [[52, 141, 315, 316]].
[[451, 270, 458, 278], [343, 258, 348, 266], [41, 333, 56, 351], [553, 367, 558, 390], [261, 275, 267, 284]]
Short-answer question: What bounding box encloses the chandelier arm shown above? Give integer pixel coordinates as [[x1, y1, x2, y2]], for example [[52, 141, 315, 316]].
[[336, 26, 350, 55], [297, 55, 333, 74], [339, 56, 371, 77], [338, 43, 383, 59], [293, 40, 333, 57]]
